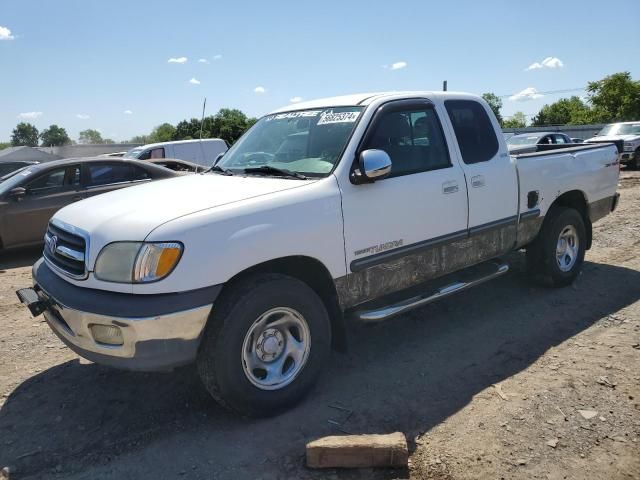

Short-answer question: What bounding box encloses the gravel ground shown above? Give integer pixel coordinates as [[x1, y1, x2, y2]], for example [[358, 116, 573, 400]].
[[1, 170, 639, 480]]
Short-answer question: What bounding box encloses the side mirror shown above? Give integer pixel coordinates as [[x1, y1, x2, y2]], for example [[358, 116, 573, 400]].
[[9, 187, 26, 200], [357, 149, 392, 182]]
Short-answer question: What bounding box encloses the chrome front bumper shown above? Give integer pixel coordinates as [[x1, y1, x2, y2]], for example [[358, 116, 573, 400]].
[[19, 258, 220, 371], [42, 295, 212, 370]]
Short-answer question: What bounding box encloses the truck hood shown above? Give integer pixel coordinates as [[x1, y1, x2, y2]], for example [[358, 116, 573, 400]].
[[585, 134, 640, 142], [54, 174, 312, 244]]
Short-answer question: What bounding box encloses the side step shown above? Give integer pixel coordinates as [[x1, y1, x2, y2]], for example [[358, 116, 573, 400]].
[[355, 260, 509, 323]]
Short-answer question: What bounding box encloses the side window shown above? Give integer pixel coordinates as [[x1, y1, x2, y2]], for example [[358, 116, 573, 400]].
[[445, 100, 499, 164], [137, 149, 152, 160], [131, 166, 151, 180], [150, 147, 165, 159], [362, 106, 451, 178], [554, 134, 567, 144], [87, 163, 133, 187], [26, 166, 80, 195]]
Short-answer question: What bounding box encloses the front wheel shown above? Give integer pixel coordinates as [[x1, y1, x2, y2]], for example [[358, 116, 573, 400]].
[[197, 274, 331, 417], [526, 207, 586, 287]]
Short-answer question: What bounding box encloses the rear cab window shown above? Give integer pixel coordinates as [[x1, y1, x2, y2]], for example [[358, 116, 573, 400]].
[[445, 100, 499, 164]]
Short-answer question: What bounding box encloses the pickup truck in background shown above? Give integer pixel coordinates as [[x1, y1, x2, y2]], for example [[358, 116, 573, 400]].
[[585, 121, 640, 169], [18, 91, 620, 416]]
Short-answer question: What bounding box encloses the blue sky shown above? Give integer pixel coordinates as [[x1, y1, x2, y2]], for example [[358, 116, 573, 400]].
[[1, 0, 639, 142]]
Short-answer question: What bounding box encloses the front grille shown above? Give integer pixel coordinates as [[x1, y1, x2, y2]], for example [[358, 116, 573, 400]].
[[43, 222, 87, 278]]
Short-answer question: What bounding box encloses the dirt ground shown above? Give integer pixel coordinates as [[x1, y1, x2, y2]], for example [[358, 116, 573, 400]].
[[1, 171, 639, 480]]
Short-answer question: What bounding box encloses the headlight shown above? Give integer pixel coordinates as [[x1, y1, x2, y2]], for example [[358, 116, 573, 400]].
[[94, 242, 183, 283], [623, 142, 634, 151]]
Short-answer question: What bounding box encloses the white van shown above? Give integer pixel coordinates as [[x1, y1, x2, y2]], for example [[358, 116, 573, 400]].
[[124, 139, 228, 167]]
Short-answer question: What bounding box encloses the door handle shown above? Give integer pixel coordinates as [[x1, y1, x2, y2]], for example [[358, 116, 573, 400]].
[[471, 175, 486, 188], [442, 181, 459, 194]]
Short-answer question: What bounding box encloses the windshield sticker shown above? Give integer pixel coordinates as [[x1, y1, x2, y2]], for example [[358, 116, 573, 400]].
[[317, 110, 361, 125], [21, 169, 33, 176], [265, 110, 321, 122]]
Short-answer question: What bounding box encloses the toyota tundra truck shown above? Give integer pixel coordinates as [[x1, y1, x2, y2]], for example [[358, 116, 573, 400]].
[[17, 91, 620, 416]]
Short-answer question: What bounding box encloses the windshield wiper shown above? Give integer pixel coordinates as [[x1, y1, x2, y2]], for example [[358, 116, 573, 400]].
[[207, 165, 234, 175], [243, 165, 308, 180]]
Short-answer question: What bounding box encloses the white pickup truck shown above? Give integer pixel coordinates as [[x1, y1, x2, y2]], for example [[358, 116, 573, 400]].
[[585, 121, 640, 169], [18, 91, 620, 416]]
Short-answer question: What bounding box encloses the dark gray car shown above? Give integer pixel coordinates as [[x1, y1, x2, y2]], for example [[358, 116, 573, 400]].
[[0, 157, 178, 250], [507, 132, 573, 154]]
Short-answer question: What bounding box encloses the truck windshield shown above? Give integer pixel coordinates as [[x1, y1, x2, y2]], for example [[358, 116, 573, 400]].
[[123, 148, 144, 159], [217, 107, 364, 178], [597, 124, 640, 136]]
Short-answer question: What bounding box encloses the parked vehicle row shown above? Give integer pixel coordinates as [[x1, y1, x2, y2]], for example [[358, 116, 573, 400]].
[[0, 157, 178, 250], [18, 91, 620, 417]]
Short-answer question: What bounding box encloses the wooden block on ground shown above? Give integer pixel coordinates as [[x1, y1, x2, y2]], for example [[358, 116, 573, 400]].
[[306, 432, 408, 468]]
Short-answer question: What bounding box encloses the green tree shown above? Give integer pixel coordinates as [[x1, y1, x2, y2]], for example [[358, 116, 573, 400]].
[[482, 92, 503, 126], [531, 96, 594, 126], [209, 108, 254, 144], [0, 142, 11, 151], [174, 118, 204, 140], [586, 72, 640, 122], [78, 128, 104, 144], [128, 135, 150, 144], [39, 124, 71, 146], [503, 112, 527, 128], [11, 122, 39, 146], [148, 123, 176, 143]]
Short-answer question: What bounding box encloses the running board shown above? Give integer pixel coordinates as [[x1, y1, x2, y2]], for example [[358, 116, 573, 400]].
[[355, 261, 509, 323]]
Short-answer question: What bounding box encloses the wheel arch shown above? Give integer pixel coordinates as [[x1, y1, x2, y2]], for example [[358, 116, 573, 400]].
[[217, 255, 347, 352], [547, 189, 592, 249]]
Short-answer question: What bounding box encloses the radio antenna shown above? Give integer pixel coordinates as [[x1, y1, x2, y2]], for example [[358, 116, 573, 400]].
[[197, 97, 207, 173]]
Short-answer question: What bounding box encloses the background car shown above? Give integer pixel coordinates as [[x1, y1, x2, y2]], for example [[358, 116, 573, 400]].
[[147, 157, 203, 173], [123, 138, 228, 168], [0, 157, 178, 250], [0, 160, 39, 177], [507, 132, 573, 154]]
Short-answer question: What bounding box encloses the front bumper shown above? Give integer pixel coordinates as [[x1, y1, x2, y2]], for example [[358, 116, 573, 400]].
[[18, 259, 221, 371], [620, 151, 636, 163]]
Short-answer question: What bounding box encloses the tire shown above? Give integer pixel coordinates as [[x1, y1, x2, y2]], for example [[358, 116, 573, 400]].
[[197, 273, 331, 417], [526, 207, 586, 287]]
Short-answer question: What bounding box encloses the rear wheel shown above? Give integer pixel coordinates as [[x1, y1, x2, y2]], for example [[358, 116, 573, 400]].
[[526, 207, 586, 287], [197, 274, 331, 416]]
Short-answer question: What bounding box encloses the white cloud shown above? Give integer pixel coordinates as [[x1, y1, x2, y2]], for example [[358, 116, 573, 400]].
[[390, 61, 407, 70], [254, 86, 266, 94], [509, 87, 544, 102], [289, 96, 303, 103], [76, 114, 90, 120], [168, 57, 188, 64], [18, 111, 43, 119], [525, 56, 564, 71], [189, 77, 201, 85], [198, 58, 209, 64], [213, 54, 222, 60], [123, 110, 133, 115], [0, 26, 15, 40]]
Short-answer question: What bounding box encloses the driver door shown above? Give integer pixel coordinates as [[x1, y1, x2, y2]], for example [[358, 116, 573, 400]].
[[338, 100, 469, 306]]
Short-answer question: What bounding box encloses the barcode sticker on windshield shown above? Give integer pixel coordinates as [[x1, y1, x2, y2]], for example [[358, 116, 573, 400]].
[[317, 110, 360, 125], [21, 170, 32, 176]]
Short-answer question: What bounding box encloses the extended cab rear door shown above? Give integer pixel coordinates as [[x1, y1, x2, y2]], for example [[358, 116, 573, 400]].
[[444, 99, 518, 260]]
